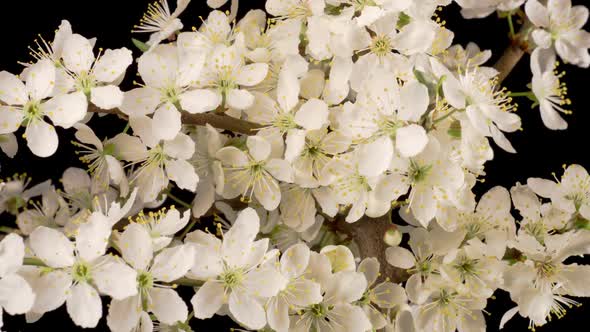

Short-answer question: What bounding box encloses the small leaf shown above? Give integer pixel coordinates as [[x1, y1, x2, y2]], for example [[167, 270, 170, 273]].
[[397, 12, 411, 29], [447, 120, 462, 139], [132, 38, 150, 52]]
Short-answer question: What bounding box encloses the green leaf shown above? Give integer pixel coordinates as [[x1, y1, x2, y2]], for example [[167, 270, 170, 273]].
[[397, 12, 411, 29], [132, 38, 150, 52], [447, 120, 462, 139]]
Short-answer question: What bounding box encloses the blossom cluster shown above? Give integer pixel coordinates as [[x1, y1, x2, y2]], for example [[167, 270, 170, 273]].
[[0, 0, 589, 331]]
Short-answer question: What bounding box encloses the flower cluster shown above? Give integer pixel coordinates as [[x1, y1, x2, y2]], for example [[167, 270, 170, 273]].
[[1, 0, 590, 331]]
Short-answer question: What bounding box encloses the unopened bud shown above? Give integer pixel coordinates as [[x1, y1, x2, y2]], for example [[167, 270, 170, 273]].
[[384, 227, 402, 247]]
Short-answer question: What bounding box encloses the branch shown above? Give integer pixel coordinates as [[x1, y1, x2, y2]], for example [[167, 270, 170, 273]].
[[88, 105, 263, 135], [335, 214, 407, 283], [493, 20, 531, 83]]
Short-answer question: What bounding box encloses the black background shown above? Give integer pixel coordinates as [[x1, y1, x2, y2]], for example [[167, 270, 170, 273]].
[[1, 0, 589, 331]]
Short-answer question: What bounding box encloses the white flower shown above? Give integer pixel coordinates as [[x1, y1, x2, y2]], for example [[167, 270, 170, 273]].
[[27, 20, 73, 65], [129, 206, 191, 251], [0, 133, 17, 158], [442, 67, 521, 153], [216, 135, 293, 211], [27, 224, 137, 328], [195, 44, 268, 111], [0, 176, 51, 215], [129, 115, 199, 203], [120, 44, 209, 141], [356, 258, 408, 330], [527, 164, 590, 220], [189, 124, 226, 218], [0, 234, 35, 329], [60, 34, 133, 110], [265, 243, 323, 332], [16, 186, 70, 235], [133, 0, 191, 51], [177, 10, 239, 54], [502, 231, 590, 328], [107, 222, 195, 331], [530, 48, 571, 130], [188, 208, 286, 330], [456, 0, 525, 19], [72, 123, 133, 195], [0, 59, 86, 157], [526, 0, 590, 67]]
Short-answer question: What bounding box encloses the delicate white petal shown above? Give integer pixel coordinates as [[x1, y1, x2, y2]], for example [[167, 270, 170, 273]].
[[151, 245, 195, 282], [0, 71, 27, 105], [166, 159, 199, 192], [247, 135, 272, 162], [62, 34, 95, 74], [385, 246, 415, 269], [66, 283, 102, 328], [222, 207, 260, 268], [120, 87, 161, 116], [0, 274, 35, 314], [119, 223, 153, 271], [280, 243, 310, 279], [92, 48, 133, 83], [357, 137, 393, 177], [152, 103, 182, 141], [76, 212, 111, 261], [0, 233, 25, 278], [396, 125, 429, 157], [149, 288, 188, 325], [29, 270, 71, 314], [30, 226, 75, 268], [294, 98, 329, 130], [0, 106, 23, 135], [25, 59, 56, 100], [137, 44, 178, 89], [90, 85, 124, 110], [398, 82, 429, 121], [92, 257, 138, 300], [107, 295, 142, 332], [191, 280, 225, 319], [236, 63, 268, 86], [179, 89, 221, 113], [25, 120, 58, 157], [229, 290, 267, 330], [227, 89, 255, 110]]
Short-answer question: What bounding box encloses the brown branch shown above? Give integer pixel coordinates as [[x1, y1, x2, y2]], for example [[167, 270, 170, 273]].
[[493, 21, 531, 83], [335, 214, 407, 283], [88, 104, 263, 135]]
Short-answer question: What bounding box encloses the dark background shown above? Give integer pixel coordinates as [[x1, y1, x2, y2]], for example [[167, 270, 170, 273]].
[[1, 0, 589, 330]]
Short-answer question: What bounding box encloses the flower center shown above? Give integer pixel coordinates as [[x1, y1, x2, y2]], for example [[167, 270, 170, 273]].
[[137, 271, 154, 290], [370, 35, 392, 58], [378, 119, 400, 139], [72, 261, 92, 283], [309, 303, 330, 318], [5, 196, 26, 214], [76, 71, 96, 97], [220, 268, 244, 289], [453, 256, 480, 280], [24, 101, 43, 123], [409, 161, 432, 183], [272, 112, 297, 134]]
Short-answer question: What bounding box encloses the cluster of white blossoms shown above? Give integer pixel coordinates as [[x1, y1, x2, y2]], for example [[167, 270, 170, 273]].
[[1, 0, 590, 331]]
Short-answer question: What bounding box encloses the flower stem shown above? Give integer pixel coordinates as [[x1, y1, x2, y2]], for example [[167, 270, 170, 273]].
[[0, 226, 21, 234], [23, 257, 47, 267], [122, 122, 130, 134], [170, 277, 204, 288], [507, 13, 516, 38], [166, 191, 192, 209], [432, 108, 460, 126], [179, 217, 199, 239], [509, 91, 533, 98]]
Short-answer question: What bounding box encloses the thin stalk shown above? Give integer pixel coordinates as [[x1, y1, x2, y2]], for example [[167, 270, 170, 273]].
[[166, 191, 192, 209]]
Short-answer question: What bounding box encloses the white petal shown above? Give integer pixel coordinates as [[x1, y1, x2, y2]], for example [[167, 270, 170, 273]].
[[44, 91, 87, 128], [137, 44, 178, 89], [154, 209, 191, 236], [267, 297, 289, 332], [0, 274, 35, 314], [243, 267, 287, 298], [163, 131, 195, 160], [107, 296, 142, 332], [539, 100, 567, 130], [66, 283, 102, 328], [499, 307, 519, 329], [92, 48, 133, 83], [120, 87, 161, 116], [385, 246, 415, 269], [152, 103, 181, 141], [324, 271, 367, 303], [227, 89, 255, 110], [490, 125, 516, 153], [191, 281, 225, 319], [92, 257, 138, 300], [76, 212, 111, 261], [398, 82, 429, 121], [300, 69, 326, 100], [149, 288, 188, 325], [358, 257, 380, 287], [285, 129, 306, 162], [0, 71, 27, 105], [119, 223, 154, 271], [25, 120, 58, 157], [525, 0, 549, 27], [0, 233, 25, 278], [166, 159, 199, 192], [179, 89, 221, 113], [30, 226, 75, 268], [150, 245, 195, 282], [396, 125, 429, 157], [25, 59, 56, 100], [294, 98, 329, 130], [222, 207, 260, 268], [357, 137, 393, 177], [0, 106, 23, 135], [192, 179, 216, 218], [247, 135, 271, 161], [266, 158, 295, 183], [229, 290, 267, 330], [236, 63, 268, 86], [62, 34, 95, 74], [90, 85, 124, 110], [280, 243, 310, 279]]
